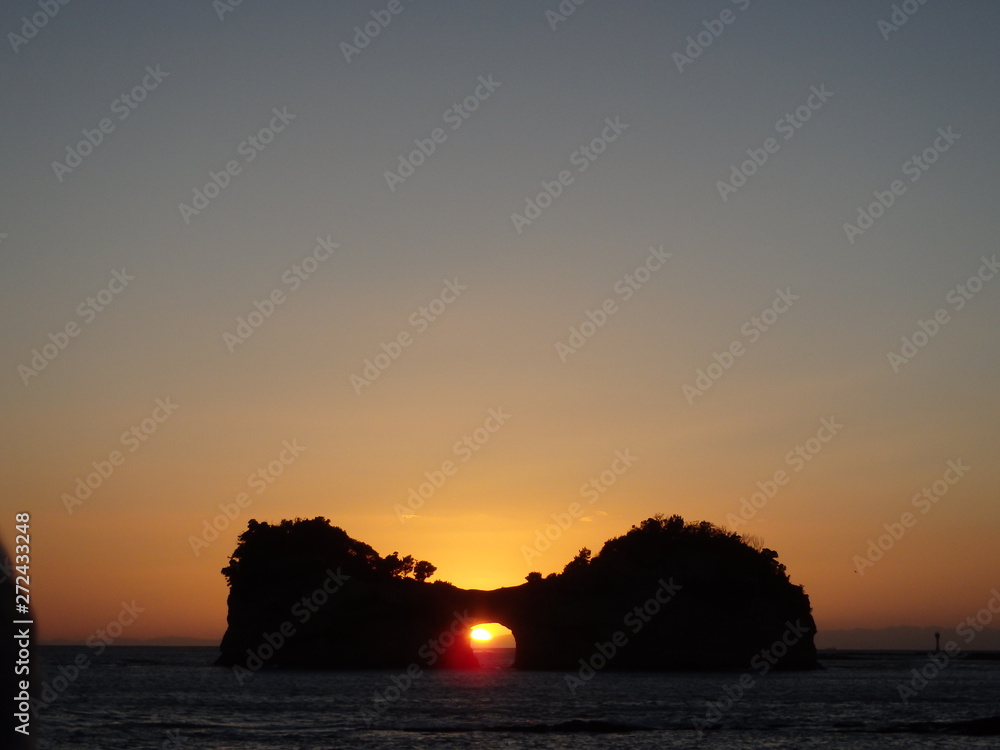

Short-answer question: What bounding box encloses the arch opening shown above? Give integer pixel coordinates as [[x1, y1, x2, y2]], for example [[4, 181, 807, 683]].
[[467, 622, 516, 669]]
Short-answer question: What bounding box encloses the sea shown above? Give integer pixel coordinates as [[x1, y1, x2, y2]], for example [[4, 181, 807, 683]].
[[29, 646, 1000, 749]]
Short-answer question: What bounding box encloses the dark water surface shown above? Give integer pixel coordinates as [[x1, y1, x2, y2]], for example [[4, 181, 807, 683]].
[[30, 646, 1000, 749]]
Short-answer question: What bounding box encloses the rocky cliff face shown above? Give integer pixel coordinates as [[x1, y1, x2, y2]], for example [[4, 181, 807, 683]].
[[217, 516, 818, 672]]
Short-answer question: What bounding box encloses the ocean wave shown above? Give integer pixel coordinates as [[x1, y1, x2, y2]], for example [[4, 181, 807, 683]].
[[879, 715, 1000, 736], [395, 718, 661, 734]]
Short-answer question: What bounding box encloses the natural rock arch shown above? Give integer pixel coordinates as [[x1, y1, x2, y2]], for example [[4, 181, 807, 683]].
[[218, 516, 819, 672]]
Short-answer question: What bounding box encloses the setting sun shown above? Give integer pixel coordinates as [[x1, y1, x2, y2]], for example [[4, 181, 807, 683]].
[[467, 623, 516, 650]]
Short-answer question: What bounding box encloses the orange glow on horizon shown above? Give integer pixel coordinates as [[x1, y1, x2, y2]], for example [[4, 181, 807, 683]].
[[468, 623, 515, 650]]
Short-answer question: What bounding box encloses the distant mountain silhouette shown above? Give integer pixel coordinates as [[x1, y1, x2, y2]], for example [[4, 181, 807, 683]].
[[217, 515, 818, 672], [40, 636, 219, 647]]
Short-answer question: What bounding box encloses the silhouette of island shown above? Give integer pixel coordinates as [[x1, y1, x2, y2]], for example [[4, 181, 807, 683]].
[[217, 515, 818, 671]]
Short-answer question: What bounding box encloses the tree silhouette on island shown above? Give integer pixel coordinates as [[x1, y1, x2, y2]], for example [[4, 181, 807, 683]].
[[218, 515, 818, 672]]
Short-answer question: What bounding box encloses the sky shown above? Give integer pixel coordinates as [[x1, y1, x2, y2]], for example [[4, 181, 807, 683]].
[[1, 1, 998, 648]]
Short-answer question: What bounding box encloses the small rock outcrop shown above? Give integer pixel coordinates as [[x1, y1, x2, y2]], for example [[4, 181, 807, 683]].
[[217, 515, 818, 671]]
